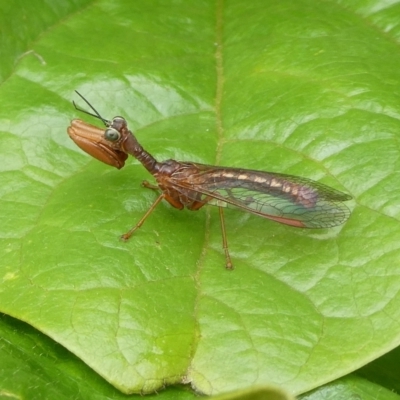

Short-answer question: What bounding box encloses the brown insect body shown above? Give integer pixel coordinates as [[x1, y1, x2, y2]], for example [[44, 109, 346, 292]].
[[68, 93, 352, 268]]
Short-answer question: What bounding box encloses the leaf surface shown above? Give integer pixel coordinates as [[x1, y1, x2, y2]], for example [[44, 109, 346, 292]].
[[1, 0, 400, 397]]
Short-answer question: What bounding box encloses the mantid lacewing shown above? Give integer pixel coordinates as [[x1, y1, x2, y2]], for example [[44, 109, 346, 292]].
[[67, 91, 352, 269]]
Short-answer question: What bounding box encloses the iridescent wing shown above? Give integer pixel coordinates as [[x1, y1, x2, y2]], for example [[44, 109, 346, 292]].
[[170, 163, 352, 228]]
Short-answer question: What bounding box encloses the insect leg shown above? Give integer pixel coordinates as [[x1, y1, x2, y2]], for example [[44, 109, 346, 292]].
[[121, 194, 165, 241], [219, 207, 233, 270], [141, 180, 160, 191]]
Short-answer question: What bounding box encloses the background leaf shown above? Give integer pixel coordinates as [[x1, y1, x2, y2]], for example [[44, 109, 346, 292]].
[[301, 375, 400, 400], [1, 0, 400, 398]]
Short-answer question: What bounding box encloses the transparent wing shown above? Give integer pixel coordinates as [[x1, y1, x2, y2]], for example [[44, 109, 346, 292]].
[[170, 163, 352, 228]]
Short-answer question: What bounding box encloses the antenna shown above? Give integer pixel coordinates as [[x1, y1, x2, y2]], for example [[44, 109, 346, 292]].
[[73, 91, 110, 126]]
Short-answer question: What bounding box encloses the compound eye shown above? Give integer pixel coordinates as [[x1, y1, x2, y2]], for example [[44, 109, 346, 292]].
[[113, 116, 125, 124], [111, 116, 126, 131], [104, 128, 121, 142]]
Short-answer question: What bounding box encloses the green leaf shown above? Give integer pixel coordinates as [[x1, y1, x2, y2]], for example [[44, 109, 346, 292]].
[[0, 313, 146, 400], [356, 345, 400, 395], [300, 375, 400, 400], [1, 0, 400, 397]]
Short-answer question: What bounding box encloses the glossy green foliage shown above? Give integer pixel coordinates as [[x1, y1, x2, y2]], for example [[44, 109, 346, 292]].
[[1, 0, 400, 399]]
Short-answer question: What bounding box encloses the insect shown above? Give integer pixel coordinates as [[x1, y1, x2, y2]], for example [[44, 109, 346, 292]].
[[67, 91, 352, 269]]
